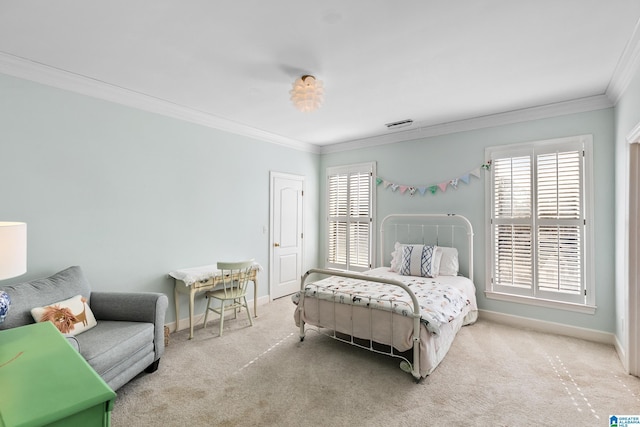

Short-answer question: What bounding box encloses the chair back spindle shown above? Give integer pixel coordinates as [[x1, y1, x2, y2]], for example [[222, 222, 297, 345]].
[[219, 261, 252, 299], [203, 260, 255, 336]]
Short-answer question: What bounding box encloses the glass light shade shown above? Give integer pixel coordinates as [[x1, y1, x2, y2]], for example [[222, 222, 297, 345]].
[[0, 222, 27, 280], [290, 75, 324, 112]]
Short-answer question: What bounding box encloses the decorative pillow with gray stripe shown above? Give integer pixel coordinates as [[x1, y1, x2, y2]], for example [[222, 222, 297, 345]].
[[399, 244, 442, 278]]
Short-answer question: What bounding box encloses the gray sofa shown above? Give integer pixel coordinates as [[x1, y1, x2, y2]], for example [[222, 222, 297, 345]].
[[0, 266, 168, 391]]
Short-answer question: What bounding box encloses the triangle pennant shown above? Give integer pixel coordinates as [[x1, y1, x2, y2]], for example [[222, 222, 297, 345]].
[[377, 161, 485, 197]]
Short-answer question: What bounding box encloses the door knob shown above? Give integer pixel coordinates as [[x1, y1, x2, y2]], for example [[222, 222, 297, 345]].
[[274, 243, 280, 247]]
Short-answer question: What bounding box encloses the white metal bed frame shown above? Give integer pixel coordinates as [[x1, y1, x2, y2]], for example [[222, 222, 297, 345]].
[[380, 213, 474, 281], [297, 213, 474, 382]]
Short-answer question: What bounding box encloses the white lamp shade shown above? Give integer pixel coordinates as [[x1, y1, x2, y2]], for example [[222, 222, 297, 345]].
[[290, 75, 324, 112], [0, 222, 27, 280]]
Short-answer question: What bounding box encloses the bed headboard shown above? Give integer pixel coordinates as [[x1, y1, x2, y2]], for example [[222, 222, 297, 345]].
[[379, 214, 474, 281]]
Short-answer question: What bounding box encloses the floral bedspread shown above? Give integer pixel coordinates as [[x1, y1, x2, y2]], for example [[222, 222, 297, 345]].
[[292, 273, 471, 335]]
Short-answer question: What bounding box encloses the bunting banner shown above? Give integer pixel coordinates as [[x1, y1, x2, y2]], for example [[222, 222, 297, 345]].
[[377, 161, 491, 197]]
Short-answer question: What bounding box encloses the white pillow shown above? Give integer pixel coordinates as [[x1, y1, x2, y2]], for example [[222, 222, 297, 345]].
[[438, 246, 459, 276], [390, 242, 402, 272], [31, 294, 97, 336], [398, 244, 442, 278]]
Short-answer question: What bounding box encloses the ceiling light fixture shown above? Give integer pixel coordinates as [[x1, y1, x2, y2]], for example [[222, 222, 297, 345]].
[[290, 75, 324, 112]]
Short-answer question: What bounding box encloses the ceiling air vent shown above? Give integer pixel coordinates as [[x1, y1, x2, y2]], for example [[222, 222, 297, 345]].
[[385, 119, 413, 129]]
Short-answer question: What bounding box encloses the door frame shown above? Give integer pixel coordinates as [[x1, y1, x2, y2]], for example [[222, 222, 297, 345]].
[[627, 124, 640, 376], [269, 171, 305, 301]]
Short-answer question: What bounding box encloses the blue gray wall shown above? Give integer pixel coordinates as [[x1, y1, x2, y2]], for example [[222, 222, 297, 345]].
[[0, 70, 628, 338], [321, 108, 616, 333], [614, 68, 640, 356], [0, 73, 319, 323]]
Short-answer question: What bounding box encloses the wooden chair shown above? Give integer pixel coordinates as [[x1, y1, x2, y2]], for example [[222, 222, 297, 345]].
[[203, 260, 254, 336]]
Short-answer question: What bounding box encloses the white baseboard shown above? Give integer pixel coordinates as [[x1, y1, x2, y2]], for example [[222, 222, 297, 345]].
[[478, 309, 616, 345], [614, 334, 629, 373], [166, 294, 271, 333]]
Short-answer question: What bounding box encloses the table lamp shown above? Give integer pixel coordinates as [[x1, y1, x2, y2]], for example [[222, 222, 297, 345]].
[[0, 222, 27, 323]]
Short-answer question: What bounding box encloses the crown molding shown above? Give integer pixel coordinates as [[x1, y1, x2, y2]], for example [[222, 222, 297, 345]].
[[0, 52, 320, 154], [321, 95, 614, 154], [627, 119, 640, 144], [0, 46, 630, 156], [606, 17, 640, 104]]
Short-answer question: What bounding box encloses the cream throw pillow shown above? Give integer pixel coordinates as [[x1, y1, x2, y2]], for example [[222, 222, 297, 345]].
[[31, 294, 97, 336]]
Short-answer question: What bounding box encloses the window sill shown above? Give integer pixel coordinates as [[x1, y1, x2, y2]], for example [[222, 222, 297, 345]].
[[484, 291, 597, 314]]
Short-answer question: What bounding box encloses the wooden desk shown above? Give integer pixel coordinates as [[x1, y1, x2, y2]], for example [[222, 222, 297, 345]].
[[0, 322, 116, 426], [170, 264, 261, 339]]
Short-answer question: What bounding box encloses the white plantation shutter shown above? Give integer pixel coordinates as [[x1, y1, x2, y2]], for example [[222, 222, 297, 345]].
[[494, 224, 532, 289], [493, 155, 533, 291], [328, 174, 348, 265], [488, 136, 592, 307], [327, 163, 375, 271], [493, 156, 532, 219], [536, 149, 583, 298]]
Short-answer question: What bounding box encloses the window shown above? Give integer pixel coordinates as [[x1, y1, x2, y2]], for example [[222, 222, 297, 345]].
[[486, 135, 595, 313], [326, 162, 375, 271]]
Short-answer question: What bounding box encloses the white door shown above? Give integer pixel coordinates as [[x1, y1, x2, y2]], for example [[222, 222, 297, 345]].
[[270, 172, 304, 299]]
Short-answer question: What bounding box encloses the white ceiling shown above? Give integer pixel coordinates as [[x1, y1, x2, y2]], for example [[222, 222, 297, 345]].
[[1, 1, 640, 152]]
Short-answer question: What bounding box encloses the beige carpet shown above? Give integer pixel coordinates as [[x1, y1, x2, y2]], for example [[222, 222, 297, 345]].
[[112, 297, 639, 426]]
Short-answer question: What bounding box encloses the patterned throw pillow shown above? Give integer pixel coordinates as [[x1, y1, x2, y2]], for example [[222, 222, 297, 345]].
[[399, 244, 441, 277], [31, 294, 97, 336]]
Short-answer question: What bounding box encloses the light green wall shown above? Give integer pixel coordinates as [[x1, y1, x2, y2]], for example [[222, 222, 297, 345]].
[[321, 108, 616, 333], [0, 73, 320, 323], [0, 70, 624, 335], [614, 69, 640, 351]]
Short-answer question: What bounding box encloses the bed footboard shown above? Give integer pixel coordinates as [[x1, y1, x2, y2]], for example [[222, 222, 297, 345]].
[[297, 268, 423, 382]]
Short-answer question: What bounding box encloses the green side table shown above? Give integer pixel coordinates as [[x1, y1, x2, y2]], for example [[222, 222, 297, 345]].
[[0, 321, 116, 427]]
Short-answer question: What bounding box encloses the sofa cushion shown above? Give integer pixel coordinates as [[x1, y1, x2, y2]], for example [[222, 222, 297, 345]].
[[74, 320, 154, 379], [65, 335, 80, 351], [0, 266, 92, 330], [31, 294, 97, 336]]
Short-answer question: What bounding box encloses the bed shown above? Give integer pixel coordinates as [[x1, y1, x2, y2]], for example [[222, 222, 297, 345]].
[[292, 214, 478, 381]]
